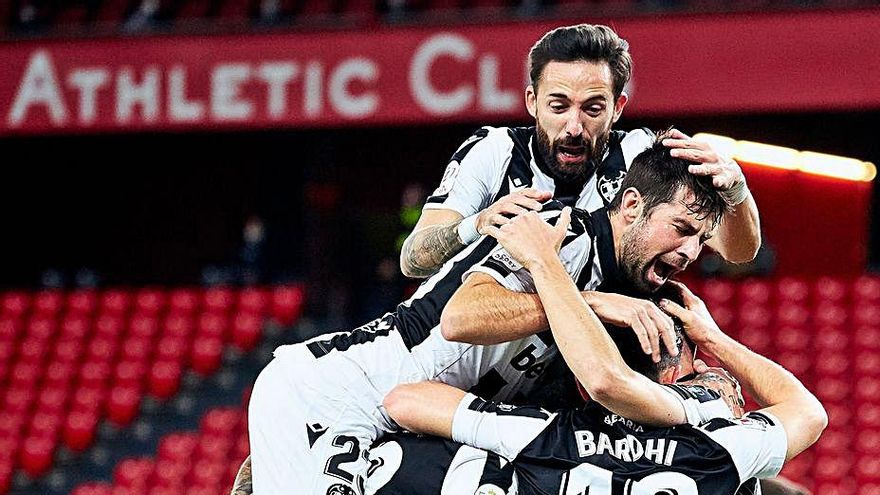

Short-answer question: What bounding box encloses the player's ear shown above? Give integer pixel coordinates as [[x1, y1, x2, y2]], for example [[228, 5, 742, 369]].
[[619, 188, 643, 225], [525, 85, 537, 118], [612, 92, 628, 124]]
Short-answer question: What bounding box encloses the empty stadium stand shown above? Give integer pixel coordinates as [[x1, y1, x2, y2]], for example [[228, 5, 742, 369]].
[[0, 285, 305, 495]]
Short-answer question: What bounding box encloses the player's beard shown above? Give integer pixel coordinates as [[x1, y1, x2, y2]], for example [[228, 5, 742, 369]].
[[535, 122, 609, 184], [618, 215, 657, 294]]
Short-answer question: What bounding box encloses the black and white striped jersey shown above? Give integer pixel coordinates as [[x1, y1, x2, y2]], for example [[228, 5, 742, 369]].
[[396, 204, 619, 402], [304, 203, 617, 405], [425, 126, 654, 214], [448, 396, 787, 495]]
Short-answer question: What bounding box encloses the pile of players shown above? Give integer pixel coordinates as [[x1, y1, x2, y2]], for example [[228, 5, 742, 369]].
[[238, 23, 826, 495]]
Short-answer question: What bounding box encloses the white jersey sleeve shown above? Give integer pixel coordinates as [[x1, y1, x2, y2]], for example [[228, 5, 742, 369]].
[[661, 384, 735, 425], [697, 411, 788, 482], [620, 127, 656, 170], [424, 127, 513, 217], [451, 393, 557, 461]]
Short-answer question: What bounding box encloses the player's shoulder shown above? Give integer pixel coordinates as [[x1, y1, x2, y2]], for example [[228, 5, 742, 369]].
[[615, 127, 656, 148]]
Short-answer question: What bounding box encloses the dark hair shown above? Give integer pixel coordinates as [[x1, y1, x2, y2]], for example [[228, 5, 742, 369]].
[[607, 132, 730, 227], [608, 316, 687, 382], [528, 24, 632, 98]]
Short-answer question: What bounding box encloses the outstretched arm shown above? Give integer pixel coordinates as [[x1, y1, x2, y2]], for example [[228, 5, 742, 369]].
[[483, 210, 687, 426], [660, 281, 827, 460]]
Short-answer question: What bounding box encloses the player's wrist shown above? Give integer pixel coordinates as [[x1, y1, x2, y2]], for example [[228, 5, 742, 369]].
[[456, 214, 480, 245], [721, 174, 750, 206]]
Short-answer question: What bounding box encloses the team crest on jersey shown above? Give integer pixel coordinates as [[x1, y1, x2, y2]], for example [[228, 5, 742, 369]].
[[326, 483, 355, 495], [597, 170, 627, 204], [433, 160, 461, 196], [475, 483, 506, 495]]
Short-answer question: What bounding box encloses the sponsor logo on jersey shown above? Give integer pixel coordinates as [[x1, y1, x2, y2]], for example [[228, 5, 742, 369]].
[[475, 483, 506, 495], [575, 430, 678, 466], [597, 170, 627, 204], [604, 413, 645, 433], [492, 251, 522, 272], [326, 483, 355, 495], [434, 160, 461, 196]]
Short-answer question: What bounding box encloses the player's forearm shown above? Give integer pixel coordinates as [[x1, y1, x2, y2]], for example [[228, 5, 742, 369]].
[[383, 381, 466, 439], [701, 329, 826, 457], [712, 194, 761, 263], [529, 258, 686, 426], [441, 276, 549, 344], [230, 456, 252, 495], [400, 221, 466, 278]]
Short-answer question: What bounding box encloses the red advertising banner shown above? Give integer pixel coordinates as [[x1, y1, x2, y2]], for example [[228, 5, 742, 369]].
[[1, 9, 878, 135]]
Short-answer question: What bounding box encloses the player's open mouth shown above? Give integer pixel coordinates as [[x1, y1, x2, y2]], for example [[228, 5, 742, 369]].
[[556, 146, 586, 163], [647, 259, 678, 287]]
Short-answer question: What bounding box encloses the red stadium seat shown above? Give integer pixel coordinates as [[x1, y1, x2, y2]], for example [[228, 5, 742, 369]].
[[44, 360, 77, 388], [10, 361, 42, 389], [19, 336, 50, 365], [191, 336, 224, 376], [813, 453, 852, 482], [737, 326, 773, 354], [54, 338, 85, 365], [700, 279, 735, 305], [204, 287, 234, 314], [148, 360, 183, 400], [63, 409, 100, 452], [855, 429, 880, 454], [151, 458, 189, 489], [855, 304, 880, 326], [168, 288, 200, 314], [0, 316, 22, 343], [856, 350, 880, 376], [855, 376, 880, 403], [815, 277, 847, 303], [739, 279, 771, 303], [70, 482, 113, 495], [1, 292, 30, 318], [4, 386, 36, 416], [815, 377, 851, 404], [80, 360, 113, 388], [814, 351, 850, 377], [238, 287, 268, 315], [271, 285, 305, 325], [154, 335, 189, 363], [738, 304, 771, 327], [189, 458, 227, 488], [163, 313, 193, 339], [776, 303, 809, 327], [134, 289, 166, 316], [120, 335, 154, 363], [129, 314, 160, 340], [854, 276, 880, 303], [100, 290, 132, 316], [19, 433, 56, 478], [37, 387, 68, 414], [708, 305, 734, 329], [95, 315, 125, 339], [775, 326, 809, 352], [28, 409, 63, 439], [114, 359, 149, 388], [114, 457, 154, 489], [200, 408, 240, 437], [815, 303, 848, 327], [775, 351, 811, 378], [195, 434, 233, 462], [158, 432, 198, 462], [68, 290, 98, 316], [72, 386, 107, 416], [88, 335, 120, 363], [231, 312, 262, 351], [777, 277, 809, 303], [814, 326, 850, 352], [107, 385, 142, 427], [197, 313, 227, 341], [61, 315, 91, 339], [816, 427, 852, 455], [34, 290, 63, 316], [855, 326, 880, 352], [27, 316, 57, 341]]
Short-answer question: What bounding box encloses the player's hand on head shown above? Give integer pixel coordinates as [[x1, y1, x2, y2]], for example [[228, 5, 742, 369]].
[[661, 128, 746, 194], [584, 292, 678, 364], [475, 188, 552, 234], [658, 281, 721, 346], [483, 207, 570, 271]]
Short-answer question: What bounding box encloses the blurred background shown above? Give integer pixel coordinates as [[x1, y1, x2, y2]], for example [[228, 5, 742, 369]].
[[0, 1, 877, 494]]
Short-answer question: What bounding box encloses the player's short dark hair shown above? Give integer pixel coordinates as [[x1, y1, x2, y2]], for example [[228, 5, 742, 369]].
[[607, 287, 692, 382], [607, 132, 730, 228], [528, 24, 632, 98]]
